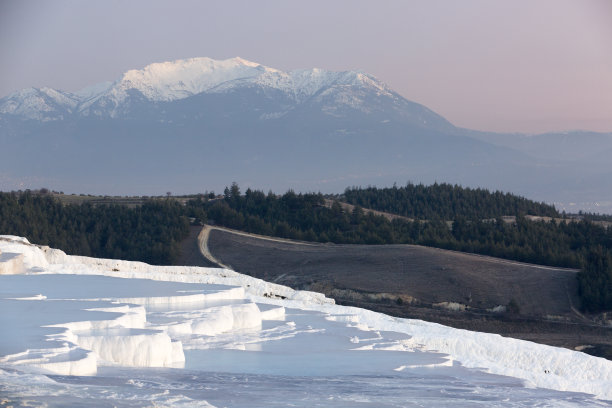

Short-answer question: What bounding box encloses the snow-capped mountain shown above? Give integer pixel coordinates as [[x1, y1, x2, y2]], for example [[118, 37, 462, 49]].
[[1, 57, 611, 210], [1, 57, 449, 129], [97, 57, 391, 105]]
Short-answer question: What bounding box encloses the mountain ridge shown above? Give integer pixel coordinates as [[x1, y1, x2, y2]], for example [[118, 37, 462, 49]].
[[2, 56, 608, 136], [1, 57, 406, 120]]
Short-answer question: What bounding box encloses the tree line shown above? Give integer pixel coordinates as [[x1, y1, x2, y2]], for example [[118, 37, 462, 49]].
[[342, 183, 559, 219], [0, 191, 190, 265]]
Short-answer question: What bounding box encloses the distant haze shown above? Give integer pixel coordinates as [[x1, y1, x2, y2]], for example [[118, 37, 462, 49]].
[[1, 0, 610, 134]]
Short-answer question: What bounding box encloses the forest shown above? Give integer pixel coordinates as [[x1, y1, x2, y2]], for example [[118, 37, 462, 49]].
[[0, 191, 190, 265], [342, 183, 559, 219]]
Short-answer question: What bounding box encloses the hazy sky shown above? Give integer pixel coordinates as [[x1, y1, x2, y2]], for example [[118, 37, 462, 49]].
[[1, 0, 610, 133]]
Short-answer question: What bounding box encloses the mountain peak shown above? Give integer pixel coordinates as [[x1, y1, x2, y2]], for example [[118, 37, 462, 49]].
[[230, 56, 263, 67], [115, 57, 276, 102], [122, 56, 269, 80], [0, 57, 405, 120], [72, 56, 393, 113]]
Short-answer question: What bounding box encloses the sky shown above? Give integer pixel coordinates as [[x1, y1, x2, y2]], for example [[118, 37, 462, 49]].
[[0, 0, 610, 134]]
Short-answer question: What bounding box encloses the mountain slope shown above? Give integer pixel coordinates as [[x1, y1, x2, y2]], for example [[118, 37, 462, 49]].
[[1, 57, 456, 129]]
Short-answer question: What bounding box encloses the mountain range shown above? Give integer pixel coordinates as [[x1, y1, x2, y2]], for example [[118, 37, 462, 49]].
[[1, 57, 611, 212]]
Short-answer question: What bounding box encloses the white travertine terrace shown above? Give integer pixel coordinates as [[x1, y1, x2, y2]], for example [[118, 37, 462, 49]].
[[1, 235, 612, 402]]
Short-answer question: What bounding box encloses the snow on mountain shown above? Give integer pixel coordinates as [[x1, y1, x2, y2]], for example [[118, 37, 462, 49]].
[[103, 57, 394, 103], [119, 57, 274, 100], [0, 87, 79, 121], [78, 57, 272, 112], [0, 57, 399, 120]]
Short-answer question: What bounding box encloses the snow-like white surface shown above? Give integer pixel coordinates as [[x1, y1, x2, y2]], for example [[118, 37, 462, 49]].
[[0, 57, 394, 119], [115, 57, 273, 102], [1, 235, 612, 407], [0, 251, 23, 275], [0, 271, 277, 376], [83, 57, 391, 106], [0, 87, 78, 120]]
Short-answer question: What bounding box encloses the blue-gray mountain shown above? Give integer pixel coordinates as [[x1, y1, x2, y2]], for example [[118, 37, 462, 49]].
[[1, 57, 610, 212]]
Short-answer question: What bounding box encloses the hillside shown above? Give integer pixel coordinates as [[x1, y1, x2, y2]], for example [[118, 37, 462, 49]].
[[199, 226, 612, 359], [200, 185, 610, 269]]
